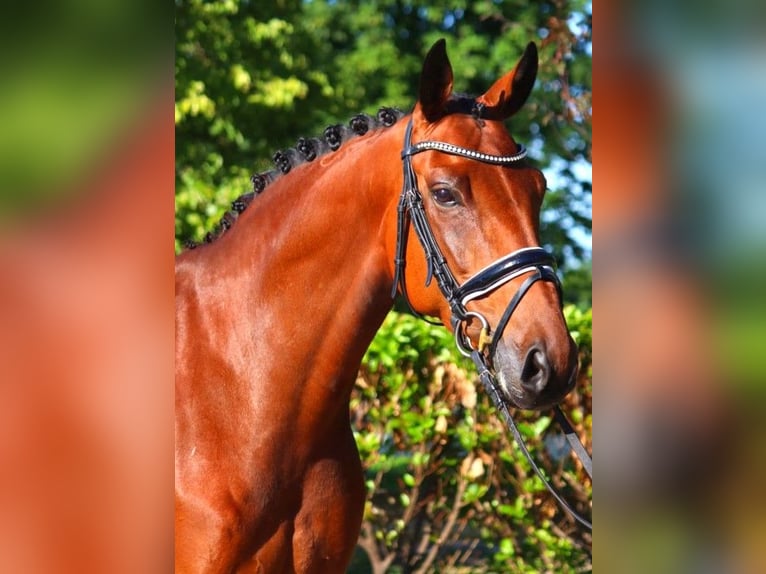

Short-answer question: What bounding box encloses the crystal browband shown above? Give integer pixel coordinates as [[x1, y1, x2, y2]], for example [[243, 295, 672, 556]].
[[402, 140, 527, 164]]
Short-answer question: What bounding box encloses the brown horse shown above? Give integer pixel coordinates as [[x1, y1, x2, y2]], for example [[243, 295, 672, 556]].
[[175, 40, 578, 573]]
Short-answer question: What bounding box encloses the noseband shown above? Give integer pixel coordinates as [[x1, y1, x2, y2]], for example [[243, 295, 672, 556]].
[[392, 118, 592, 530]]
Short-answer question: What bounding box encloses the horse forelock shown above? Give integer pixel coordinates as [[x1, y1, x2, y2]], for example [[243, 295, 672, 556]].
[[187, 106, 407, 249]]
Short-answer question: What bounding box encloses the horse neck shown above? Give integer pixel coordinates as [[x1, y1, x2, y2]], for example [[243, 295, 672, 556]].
[[182, 121, 405, 427]]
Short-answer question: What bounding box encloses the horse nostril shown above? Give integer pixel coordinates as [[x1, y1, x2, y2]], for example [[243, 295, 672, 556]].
[[519, 346, 550, 394]]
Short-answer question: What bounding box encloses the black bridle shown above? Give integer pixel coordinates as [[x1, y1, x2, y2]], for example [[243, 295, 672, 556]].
[[392, 118, 592, 530]]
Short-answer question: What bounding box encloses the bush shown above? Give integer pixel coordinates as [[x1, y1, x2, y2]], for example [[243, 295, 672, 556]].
[[351, 307, 592, 573]]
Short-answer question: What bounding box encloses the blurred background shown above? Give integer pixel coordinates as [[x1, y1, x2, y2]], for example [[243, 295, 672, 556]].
[[598, 0, 766, 572], [0, 0, 167, 220], [0, 1, 173, 573], [0, 0, 764, 572]]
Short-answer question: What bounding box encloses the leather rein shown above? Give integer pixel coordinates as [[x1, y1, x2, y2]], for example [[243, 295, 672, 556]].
[[392, 118, 592, 530]]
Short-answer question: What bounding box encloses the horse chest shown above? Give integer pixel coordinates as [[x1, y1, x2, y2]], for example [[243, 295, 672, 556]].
[[177, 417, 365, 573]]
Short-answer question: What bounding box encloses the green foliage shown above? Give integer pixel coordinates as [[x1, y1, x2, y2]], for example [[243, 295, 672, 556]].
[[175, 0, 333, 250], [353, 307, 592, 572], [562, 260, 593, 308]]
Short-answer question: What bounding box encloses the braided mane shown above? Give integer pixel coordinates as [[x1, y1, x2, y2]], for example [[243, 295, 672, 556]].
[[187, 107, 405, 248]]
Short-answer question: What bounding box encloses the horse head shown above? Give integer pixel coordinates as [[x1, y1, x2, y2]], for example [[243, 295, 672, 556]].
[[394, 40, 578, 410]]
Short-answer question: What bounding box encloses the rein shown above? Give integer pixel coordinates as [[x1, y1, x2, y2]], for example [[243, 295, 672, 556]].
[[392, 118, 592, 530]]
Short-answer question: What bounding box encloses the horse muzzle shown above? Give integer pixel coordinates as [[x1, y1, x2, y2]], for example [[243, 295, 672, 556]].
[[491, 336, 578, 410], [451, 247, 578, 410]]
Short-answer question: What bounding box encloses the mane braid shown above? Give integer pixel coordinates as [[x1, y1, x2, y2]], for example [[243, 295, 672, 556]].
[[188, 107, 405, 248]]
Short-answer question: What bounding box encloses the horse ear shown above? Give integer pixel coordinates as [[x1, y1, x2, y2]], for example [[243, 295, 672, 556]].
[[415, 39, 454, 123], [477, 42, 538, 119]]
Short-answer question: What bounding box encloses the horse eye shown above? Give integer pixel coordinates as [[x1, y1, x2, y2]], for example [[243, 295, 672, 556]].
[[431, 187, 458, 206]]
